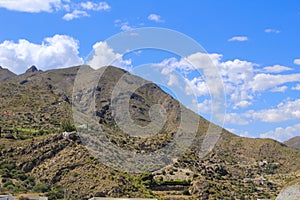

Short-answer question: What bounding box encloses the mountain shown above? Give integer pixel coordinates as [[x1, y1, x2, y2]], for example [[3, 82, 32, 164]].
[[25, 65, 39, 73], [1, 66, 300, 199], [284, 136, 300, 151], [0, 66, 16, 82]]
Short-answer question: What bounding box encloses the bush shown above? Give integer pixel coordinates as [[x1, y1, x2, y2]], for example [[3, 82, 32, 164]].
[[33, 183, 50, 193], [60, 119, 76, 132], [0, 162, 16, 170], [47, 187, 64, 200], [183, 189, 190, 195]]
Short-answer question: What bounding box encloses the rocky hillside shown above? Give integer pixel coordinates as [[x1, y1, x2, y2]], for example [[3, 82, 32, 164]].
[[0, 66, 16, 82], [1, 65, 300, 199], [284, 136, 300, 151]]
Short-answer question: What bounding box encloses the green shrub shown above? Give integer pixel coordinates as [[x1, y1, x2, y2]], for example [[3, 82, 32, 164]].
[[33, 183, 50, 193], [183, 189, 190, 195], [47, 187, 64, 200], [0, 162, 16, 170], [60, 119, 76, 132]]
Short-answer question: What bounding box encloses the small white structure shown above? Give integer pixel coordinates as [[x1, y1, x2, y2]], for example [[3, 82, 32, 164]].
[[259, 160, 268, 166], [62, 131, 79, 138], [19, 196, 48, 200], [253, 177, 267, 184], [0, 194, 13, 200]]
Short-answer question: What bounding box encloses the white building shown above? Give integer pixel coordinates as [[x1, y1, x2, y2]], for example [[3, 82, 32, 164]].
[[0, 194, 13, 200]]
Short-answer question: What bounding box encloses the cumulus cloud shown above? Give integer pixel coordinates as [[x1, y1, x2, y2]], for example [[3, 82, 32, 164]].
[[294, 59, 300, 65], [225, 112, 249, 125], [228, 36, 248, 42], [250, 99, 300, 123], [86, 41, 132, 70], [62, 1, 110, 21], [262, 64, 293, 73], [62, 10, 89, 21], [120, 24, 133, 31], [260, 123, 300, 142], [265, 28, 280, 34], [167, 74, 179, 86], [221, 98, 300, 127], [195, 99, 212, 114], [249, 73, 300, 92], [292, 84, 300, 90], [114, 20, 133, 31], [164, 52, 224, 100], [0, 0, 111, 21], [270, 86, 288, 92], [148, 14, 164, 22], [184, 77, 209, 97], [0, 0, 61, 13], [0, 35, 83, 74], [80, 1, 110, 11], [233, 100, 252, 109], [219, 59, 255, 107], [156, 50, 300, 113]]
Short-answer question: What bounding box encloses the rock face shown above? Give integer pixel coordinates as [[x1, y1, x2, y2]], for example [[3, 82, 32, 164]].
[[284, 136, 300, 150], [1, 65, 300, 199], [25, 65, 39, 73]]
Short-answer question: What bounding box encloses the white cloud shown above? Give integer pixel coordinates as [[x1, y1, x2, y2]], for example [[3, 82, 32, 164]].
[[86, 41, 132, 70], [250, 99, 300, 123], [167, 74, 179, 86], [219, 59, 256, 108], [184, 77, 209, 96], [233, 100, 252, 109], [260, 123, 300, 142], [80, 1, 110, 11], [62, 10, 89, 21], [294, 59, 300, 65], [195, 99, 212, 114], [228, 36, 248, 42], [157, 54, 249, 109], [148, 14, 164, 22], [262, 64, 293, 73], [265, 28, 280, 34], [249, 73, 300, 91], [0, 1, 110, 20], [114, 20, 133, 31], [221, 98, 300, 126], [187, 52, 222, 70], [292, 84, 300, 90], [271, 86, 288, 92], [120, 23, 132, 31], [0, 35, 83, 74], [225, 113, 249, 125], [0, 0, 61, 13], [156, 51, 300, 112]]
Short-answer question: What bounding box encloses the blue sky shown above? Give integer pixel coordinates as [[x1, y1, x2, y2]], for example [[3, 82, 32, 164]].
[[0, 0, 299, 142]]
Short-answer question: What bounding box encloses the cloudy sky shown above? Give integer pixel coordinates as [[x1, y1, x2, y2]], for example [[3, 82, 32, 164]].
[[0, 0, 299, 142]]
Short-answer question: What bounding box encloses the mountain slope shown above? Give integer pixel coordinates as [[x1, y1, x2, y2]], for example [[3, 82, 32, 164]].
[[0, 66, 16, 82], [1, 65, 300, 199], [284, 136, 300, 151]]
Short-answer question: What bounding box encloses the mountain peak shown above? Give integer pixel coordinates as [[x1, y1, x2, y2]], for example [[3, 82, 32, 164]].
[[26, 65, 39, 73]]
